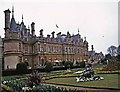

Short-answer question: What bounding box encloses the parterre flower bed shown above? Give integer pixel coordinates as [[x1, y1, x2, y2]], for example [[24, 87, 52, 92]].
[[2, 79, 87, 92], [1, 70, 84, 92]]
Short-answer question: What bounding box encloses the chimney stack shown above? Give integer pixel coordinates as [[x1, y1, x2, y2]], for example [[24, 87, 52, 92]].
[[67, 31, 70, 38], [91, 45, 94, 51], [47, 34, 51, 38], [51, 31, 55, 38], [31, 22, 35, 36], [27, 26, 30, 36], [57, 32, 61, 38], [40, 29, 43, 37], [4, 9, 11, 29]]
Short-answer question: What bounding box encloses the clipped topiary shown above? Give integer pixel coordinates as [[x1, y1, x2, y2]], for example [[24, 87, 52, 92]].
[[79, 61, 85, 68], [45, 61, 53, 73], [16, 62, 27, 74], [64, 61, 73, 69]]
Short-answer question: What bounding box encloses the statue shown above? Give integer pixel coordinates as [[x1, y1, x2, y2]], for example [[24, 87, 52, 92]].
[[76, 63, 104, 82]]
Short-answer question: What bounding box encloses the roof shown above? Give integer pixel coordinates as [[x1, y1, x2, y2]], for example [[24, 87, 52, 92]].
[[10, 17, 17, 31]]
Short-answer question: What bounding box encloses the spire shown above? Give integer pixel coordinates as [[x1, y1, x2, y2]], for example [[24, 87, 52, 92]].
[[10, 5, 17, 31], [12, 5, 14, 18]]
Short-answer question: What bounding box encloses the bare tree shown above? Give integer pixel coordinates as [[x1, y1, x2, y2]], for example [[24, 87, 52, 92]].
[[107, 45, 117, 56], [117, 45, 120, 56]]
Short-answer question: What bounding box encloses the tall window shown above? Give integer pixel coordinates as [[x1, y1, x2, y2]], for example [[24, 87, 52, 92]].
[[19, 43, 21, 51], [48, 46, 50, 53], [19, 56, 22, 62], [78, 49, 79, 53], [38, 44, 40, 51]]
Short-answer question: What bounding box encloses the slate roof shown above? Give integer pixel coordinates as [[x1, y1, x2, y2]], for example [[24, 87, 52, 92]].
[[10, 17, 17, 31]]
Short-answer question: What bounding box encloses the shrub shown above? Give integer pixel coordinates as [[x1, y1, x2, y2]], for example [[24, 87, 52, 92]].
[[45, 61, 53, 72], [27, 70, 42, 88], [62, 61, 65, 66], [99, 60, 120, 71], [79, 61, 85, 68], [24, 61, 29, 66], [64, 61, 73, 69], [16, 62, 27, 74]]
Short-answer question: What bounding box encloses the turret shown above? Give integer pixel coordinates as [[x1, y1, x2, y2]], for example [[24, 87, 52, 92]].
[[31, 22, 35, 36], [4, 9, 11, 29]]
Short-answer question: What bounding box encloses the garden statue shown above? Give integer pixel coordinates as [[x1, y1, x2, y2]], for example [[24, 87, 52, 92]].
[[76, 63, 104, 82]]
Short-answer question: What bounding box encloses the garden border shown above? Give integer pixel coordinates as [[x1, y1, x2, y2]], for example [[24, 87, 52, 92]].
[[44, 82, 120, 91]]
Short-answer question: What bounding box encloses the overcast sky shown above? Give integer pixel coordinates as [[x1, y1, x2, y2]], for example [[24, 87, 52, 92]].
[[0, 0, 118, 54]]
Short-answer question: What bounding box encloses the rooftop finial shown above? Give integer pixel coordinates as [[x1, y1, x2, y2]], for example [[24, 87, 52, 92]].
[[12, 5, 14, 18], [84, 37, 86, 41], [28, 25, 30, 29], [22, 14, 23, 22], [78, 28, 79, 34]]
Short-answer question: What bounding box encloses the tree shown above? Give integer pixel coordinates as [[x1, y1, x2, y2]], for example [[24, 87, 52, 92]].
[[105, 54, 112, 60], [117, 45, 120, 61], [79, 61, 85, 68], [117, 45, 120, 55], [24, 61, 29, 66], [45, 61, 53, 72], [107, 45, 117, 56]]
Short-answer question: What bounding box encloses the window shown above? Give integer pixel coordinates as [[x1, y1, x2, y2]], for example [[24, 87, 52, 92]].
[[74, 48, 76, 54], [25, 38, 27, 41], [48, 46, 50, 52], [78, 49, 79, 53], [58, 47, 61, 53], [19, 56, 22, 62], [66, 47, 68, 52], [53, 46, 56, 52], [19, 43, 21, 51], [33, 45, 35, 53], [69, 48, 71, 53]]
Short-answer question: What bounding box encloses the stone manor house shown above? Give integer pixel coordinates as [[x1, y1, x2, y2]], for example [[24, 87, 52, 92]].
[[2, 7, 90, 70]]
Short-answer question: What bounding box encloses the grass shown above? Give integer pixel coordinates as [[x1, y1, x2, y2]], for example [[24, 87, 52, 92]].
[[45, 74, 119, 89]]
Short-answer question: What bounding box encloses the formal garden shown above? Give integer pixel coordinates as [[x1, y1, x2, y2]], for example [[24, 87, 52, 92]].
[[2, 67, 120, 92], [1, 54, 120, 92]]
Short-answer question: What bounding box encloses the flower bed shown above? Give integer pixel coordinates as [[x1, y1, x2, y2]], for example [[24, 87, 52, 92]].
[[2, 80, 87, 92], [2, 70, 84, 92]]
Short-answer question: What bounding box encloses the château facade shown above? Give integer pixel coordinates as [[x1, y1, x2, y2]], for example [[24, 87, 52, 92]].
[[2, 7, 89, 70]]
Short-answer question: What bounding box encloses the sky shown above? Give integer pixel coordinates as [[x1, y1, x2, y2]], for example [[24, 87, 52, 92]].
[[0, 0, 118, 54]]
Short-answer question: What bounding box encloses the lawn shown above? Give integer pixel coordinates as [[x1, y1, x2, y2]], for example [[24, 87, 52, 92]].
[[46, 74, 119, 89]]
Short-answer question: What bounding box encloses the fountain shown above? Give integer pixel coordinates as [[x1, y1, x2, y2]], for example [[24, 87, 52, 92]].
[[76, 63, 104, 82]]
